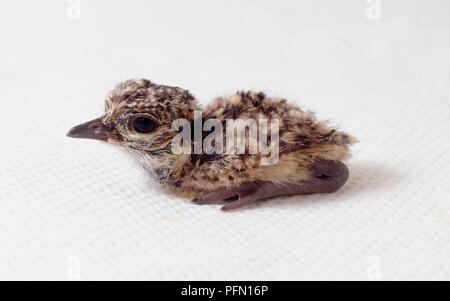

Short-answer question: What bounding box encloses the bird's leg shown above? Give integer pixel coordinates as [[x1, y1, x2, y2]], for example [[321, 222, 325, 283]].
[[192, 160, 349, 211]]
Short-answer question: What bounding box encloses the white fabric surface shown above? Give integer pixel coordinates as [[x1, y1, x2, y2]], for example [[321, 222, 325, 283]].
[[0, 1, 449, 280]]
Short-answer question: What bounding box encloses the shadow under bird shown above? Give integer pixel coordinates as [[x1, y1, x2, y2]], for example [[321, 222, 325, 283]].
[[67, 79, 356, 211]]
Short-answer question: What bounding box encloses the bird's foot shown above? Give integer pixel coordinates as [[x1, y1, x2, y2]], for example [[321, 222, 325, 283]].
[[192, 160, 349, 211], [192, 181, 264, 211]]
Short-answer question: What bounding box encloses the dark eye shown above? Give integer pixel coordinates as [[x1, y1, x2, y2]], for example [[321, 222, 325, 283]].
[[132, 116, 157, 133]]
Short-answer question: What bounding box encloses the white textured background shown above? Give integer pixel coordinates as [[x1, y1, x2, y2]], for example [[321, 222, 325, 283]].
[[0, 0, 449, 280]]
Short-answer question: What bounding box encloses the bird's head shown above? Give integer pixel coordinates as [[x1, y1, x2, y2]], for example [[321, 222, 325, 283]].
[[67, 79, 199, 153]]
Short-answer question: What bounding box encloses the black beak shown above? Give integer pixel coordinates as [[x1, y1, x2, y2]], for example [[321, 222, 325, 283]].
[[67, 117, 112, 142]]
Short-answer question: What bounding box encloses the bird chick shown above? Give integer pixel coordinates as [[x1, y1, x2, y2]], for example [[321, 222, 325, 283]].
[[67, 79, 356, 211]]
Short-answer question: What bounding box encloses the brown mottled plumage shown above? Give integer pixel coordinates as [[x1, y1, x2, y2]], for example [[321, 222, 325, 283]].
[[68, 79, 356, 211]]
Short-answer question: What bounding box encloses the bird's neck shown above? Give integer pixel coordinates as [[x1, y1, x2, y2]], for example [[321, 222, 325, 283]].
[[130, 148, 192, 187]]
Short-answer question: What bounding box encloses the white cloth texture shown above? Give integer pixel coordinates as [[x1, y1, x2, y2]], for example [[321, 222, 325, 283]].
[[0, 1, 449, 280]]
